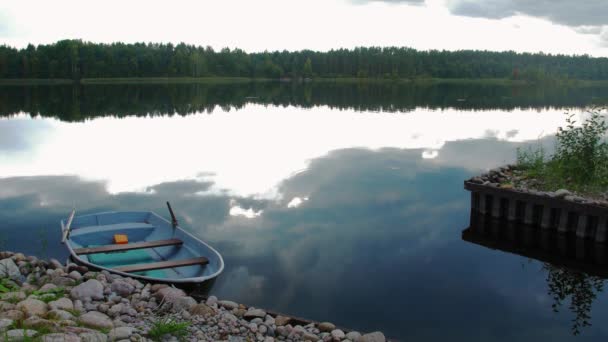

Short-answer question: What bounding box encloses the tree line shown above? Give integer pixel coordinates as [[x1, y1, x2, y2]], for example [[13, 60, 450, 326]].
[[2, 40, 608, 81]]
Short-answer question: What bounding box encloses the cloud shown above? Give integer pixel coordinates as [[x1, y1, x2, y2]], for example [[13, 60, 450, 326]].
[[350, 0, 425, 5], [447, 0, 608, 27]]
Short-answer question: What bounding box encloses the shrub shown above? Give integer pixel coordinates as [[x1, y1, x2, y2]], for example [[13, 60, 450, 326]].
[[516, 108, 608, 193], [147, 317, 190, 341]]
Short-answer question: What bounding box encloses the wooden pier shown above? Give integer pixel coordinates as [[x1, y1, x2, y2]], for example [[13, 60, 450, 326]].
[[465, 181, 608, 243]]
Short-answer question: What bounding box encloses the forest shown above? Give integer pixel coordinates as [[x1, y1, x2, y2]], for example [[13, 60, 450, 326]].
[[1, 40, 608, 81]]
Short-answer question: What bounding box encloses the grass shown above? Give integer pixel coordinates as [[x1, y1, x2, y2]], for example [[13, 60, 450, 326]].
[[147, 317, 190, 341], [30, 287, 65, 303], [515, 108, 608, 195]]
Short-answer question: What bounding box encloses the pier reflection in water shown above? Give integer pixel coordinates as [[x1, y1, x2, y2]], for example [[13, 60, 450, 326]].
[[463, 212, 606, 335]]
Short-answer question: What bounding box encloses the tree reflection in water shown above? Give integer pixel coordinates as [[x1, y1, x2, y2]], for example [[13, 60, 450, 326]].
[[542, 263, 605, 335]]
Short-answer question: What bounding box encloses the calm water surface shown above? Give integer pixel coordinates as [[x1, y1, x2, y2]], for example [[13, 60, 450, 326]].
[[1, 82, 608, 341]]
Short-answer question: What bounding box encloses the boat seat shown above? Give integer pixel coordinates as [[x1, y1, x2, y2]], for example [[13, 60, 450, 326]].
[[73, 238, 183, 255], [113, 257, 209, 273]]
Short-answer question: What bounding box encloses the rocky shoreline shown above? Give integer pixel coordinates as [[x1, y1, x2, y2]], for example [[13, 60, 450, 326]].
[[468, 164, 608, 206], [0, 251, 386, 342]]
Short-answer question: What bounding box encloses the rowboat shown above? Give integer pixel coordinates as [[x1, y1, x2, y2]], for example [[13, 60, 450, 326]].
[[60, 204, 224, 284]]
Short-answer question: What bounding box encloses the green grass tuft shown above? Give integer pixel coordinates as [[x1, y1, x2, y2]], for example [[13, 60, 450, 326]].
[[147, 317, 190, 341]]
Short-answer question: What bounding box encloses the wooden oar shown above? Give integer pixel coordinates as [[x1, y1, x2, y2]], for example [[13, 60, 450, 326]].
[[166, 201, 178, 228], [61, 208, 76, 243]]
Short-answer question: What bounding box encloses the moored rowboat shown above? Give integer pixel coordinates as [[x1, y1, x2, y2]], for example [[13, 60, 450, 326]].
[[61, 208, 224, 284]]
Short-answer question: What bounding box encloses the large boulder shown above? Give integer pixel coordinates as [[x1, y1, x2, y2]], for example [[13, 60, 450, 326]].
[[170, 296, 196, 312], [190, 303, 215, 316], [70, 279, 104, 301], [358, 331, 386, 342]]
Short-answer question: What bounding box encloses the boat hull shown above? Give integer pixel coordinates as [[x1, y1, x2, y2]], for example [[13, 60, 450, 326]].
[[62, 211, 224, 284]]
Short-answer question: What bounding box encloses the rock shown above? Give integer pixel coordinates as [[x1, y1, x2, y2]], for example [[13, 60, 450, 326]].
[[302, 332, 319, 341], [41, 333, 81, 342], [6, 329, 37, 340], [331, 329, 345, 340], [2, 291, 25, 302], [16, 298, 48, 317], [318, 322, 336, 332], [0, 310, 24, 320], [12, 253, 25, 262], [274, 315, 291, 326], [153, 287, 186, 303], [244, 308, 266, 319], [218, 300, 239, 310], [0, 258, 21, 279], [359, 331, 386, 342], [108, 303, 125, 317], [48, 297, 74, 311], [51, 276, 76, 287], [79, 332, 108, 342], [206, 295, 218, 305], [78, 311, 114, 330], [71, 279, 104, 301], [110, 280, 135, 297], [47, 309, 75, 321], [346, 331, 362, 340], [48, 259, 64, 270], [171, 296, 196, 312], [150, 284, 168, 292], [553, 189, 571, 198], [108, 326, 134, 340], [39, 283, 58, 292], [190, 303, 215, 316], [23, 316, 57, 330], [0, 318, 13, 331], [68, 271, 82, 280]]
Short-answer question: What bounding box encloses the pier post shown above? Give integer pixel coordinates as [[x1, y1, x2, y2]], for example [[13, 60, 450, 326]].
[[558, 210, 570, 233], [507, 199, 517, 221], [478, 194, 487, 215], [576, 214, 588, 238], [596, 216, 608, 243], [540, 206, 552, 230], [491, 197, 501, 218], [524, 203, 534, 225]]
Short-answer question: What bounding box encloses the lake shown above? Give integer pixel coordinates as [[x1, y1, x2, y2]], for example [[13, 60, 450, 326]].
[[1, 81, 608, 341]]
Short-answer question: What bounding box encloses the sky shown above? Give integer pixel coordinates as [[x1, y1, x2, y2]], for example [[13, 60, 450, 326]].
[[0, 0, 607, 56]]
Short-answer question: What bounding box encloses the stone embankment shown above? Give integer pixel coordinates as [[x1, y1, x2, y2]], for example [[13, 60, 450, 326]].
[[0, 251, 387, 341]]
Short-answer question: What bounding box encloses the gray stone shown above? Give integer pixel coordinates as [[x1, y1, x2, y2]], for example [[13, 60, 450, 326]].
[[68, 271, 82, 280], [346, 331, 361, 340], [110, 280, 135, 297], [218, 300, 239, 310], [190, 303, 215, 316], [318, 322, 336, 332], [206, 295, 218, 305], [275, 315, 291, 326], [0, 310, 24, 320], [244, 308, 266, 319], [48, 259, 64, 270], [48, 297, 74, 311], [108, 326, 134, 340], [78, 311, 114, 330], [0, 318, 13, 331], [23, 316, 57, 330], [16, 298, 48, 317], [70, 279, 104, 301], [331, 329, 345, 340], [302, 332, 319, 341], [6, 329, 37, 341], [359, 331, 386, 342], [0, 258, 21, 279], [153, 287, 186, 303], [39, 284, 58, 292], [2, 291, 25, 302], [553, 189, 571, 198], [79, 332, 108, 342], [47, 309, 75, 321], [171, 296, 196, 312], [41, 333, 81, 342]]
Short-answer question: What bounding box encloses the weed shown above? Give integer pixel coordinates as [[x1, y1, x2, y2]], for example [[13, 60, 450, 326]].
[[516, 108, 608, 194], [147, 317, 190, 341]]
